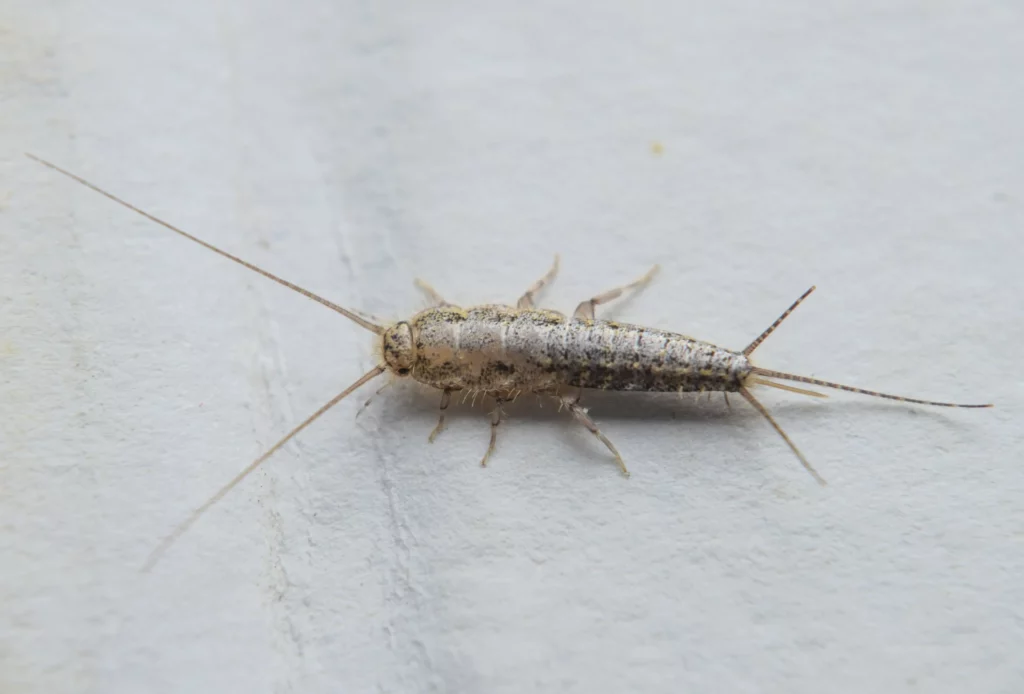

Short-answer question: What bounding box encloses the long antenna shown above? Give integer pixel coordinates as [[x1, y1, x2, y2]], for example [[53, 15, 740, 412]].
[[26, 153, 384, 334], [744, 286, 816, 356], [142, 365, 386, 572]]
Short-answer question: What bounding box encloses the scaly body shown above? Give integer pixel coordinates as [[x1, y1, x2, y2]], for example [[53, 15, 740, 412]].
[[27, 153, 992, 571], [406, 305, 750, 394]]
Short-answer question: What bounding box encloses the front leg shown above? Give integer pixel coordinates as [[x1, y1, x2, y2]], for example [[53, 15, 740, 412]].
[[414, 278, 451, 307], [428, 388, 454, 442]]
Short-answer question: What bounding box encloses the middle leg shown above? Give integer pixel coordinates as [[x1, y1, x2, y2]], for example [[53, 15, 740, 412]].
[[573, 264, 659, 320], [517, 254, 560, 308]]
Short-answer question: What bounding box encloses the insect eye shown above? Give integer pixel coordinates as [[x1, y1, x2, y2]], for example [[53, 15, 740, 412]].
[[397, 368, 410, 376]]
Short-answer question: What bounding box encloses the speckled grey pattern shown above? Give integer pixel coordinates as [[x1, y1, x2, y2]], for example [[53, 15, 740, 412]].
[[383, 304, 752, 395]]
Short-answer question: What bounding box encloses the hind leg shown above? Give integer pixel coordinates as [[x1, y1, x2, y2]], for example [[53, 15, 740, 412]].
[[560, 394, 630, 477], [517, 255, 560, 308], [573, 264, 659, 320]]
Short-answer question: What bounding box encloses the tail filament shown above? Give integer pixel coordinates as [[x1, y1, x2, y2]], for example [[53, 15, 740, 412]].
[[752, 368, 993, 409], [739, 387, 826, 486]]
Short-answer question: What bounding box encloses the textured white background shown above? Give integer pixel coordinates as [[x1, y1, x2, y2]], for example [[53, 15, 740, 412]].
[[2, 1, 1022, 692]]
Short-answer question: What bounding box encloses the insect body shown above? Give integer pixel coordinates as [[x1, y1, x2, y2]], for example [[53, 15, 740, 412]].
[[389, 300, 757, 473], [27, 154, 992, 570], [396, 305, 752, 396]]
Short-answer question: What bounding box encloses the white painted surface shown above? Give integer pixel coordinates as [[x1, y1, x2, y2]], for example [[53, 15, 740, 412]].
[[2, 1, 1022, 692]]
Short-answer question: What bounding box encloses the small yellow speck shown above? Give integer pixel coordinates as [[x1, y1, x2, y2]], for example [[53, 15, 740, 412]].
[[651, 142, 664, 156]]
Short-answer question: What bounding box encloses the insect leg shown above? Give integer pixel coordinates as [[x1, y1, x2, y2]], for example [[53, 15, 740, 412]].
[[414, 278, 451, 306], [573, 264, 659, 320], [480, 396, 508, 467], [561, 395, 630, 477], [356, 381, 392, 418], [428, 388, 454, 442], [517, 254, 560, 308]]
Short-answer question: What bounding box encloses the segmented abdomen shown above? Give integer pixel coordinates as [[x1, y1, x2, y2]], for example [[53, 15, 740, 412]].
[[545, 316, 750, 392], [410, 305, 751, 393]]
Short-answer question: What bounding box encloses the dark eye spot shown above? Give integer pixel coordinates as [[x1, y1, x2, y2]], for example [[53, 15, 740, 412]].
[[397, 368, 410, 376]]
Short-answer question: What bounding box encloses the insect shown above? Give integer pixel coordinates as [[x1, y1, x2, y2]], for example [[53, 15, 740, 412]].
[[27, 153, 993, 570]]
